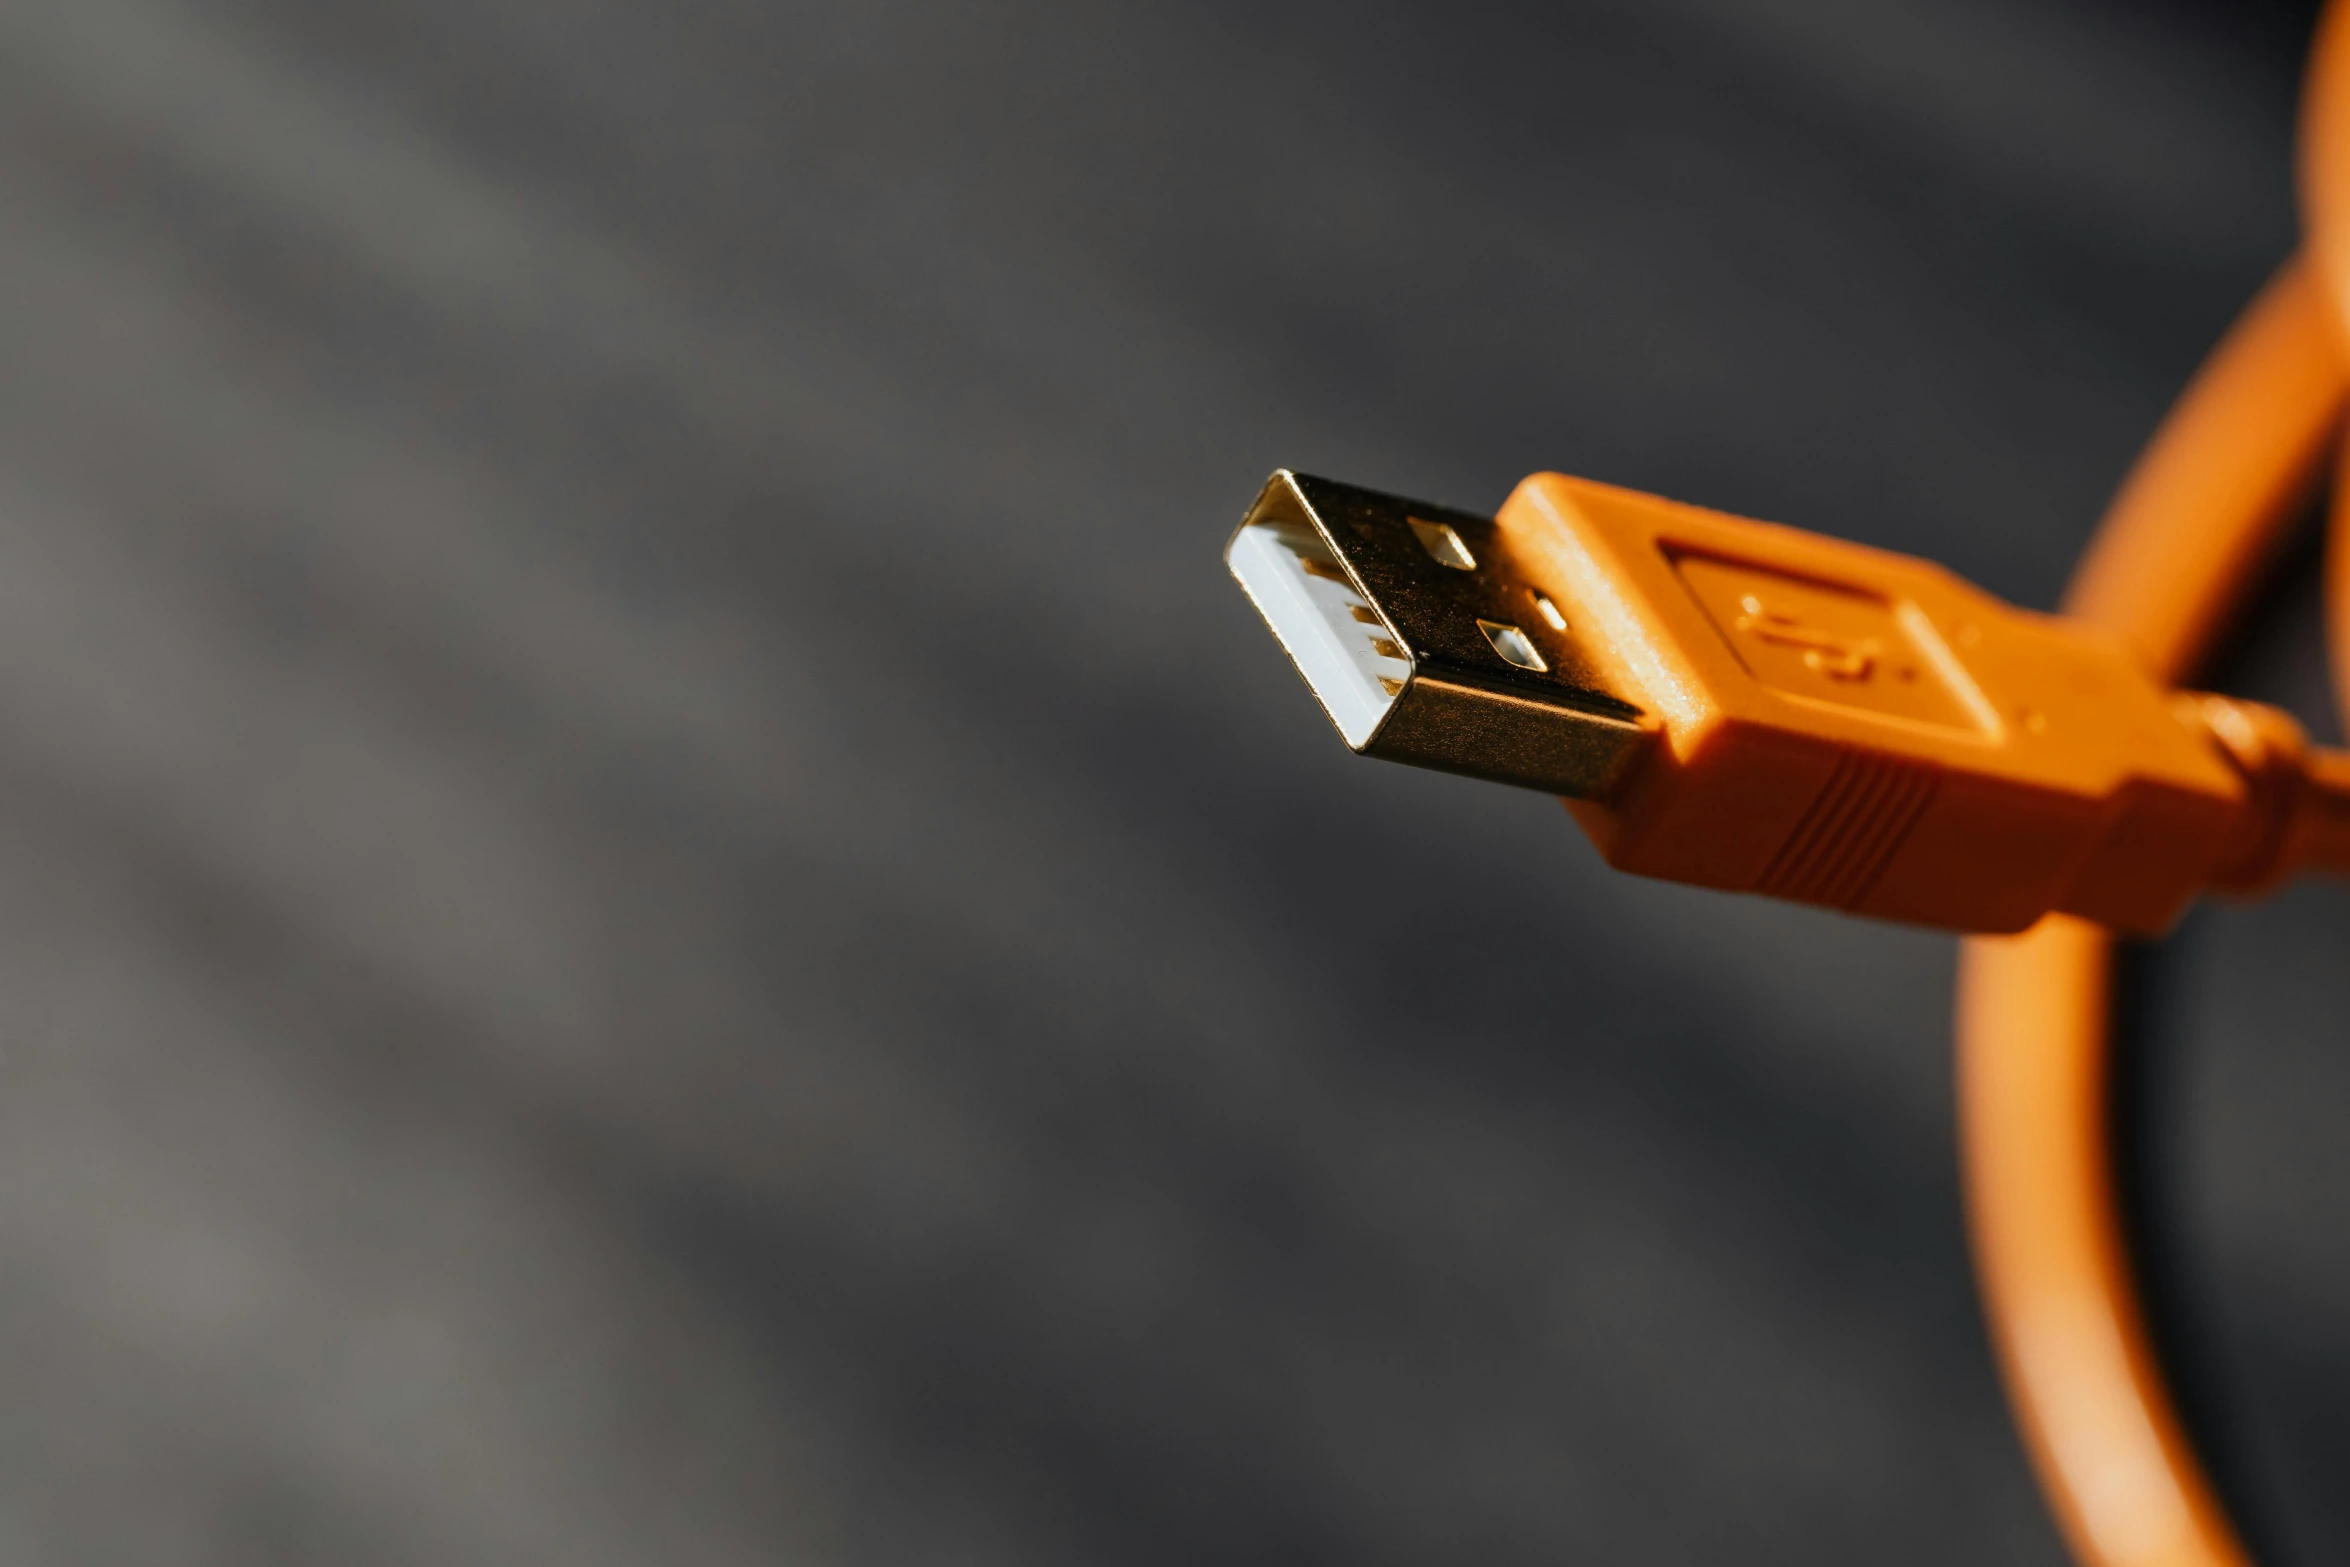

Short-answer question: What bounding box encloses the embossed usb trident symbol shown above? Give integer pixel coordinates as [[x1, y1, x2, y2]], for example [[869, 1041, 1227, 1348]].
[[1732, 594, 1880, 681]]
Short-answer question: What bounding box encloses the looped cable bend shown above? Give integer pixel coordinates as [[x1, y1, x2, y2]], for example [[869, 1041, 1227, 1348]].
[[1956, 12, 2350, 1560]]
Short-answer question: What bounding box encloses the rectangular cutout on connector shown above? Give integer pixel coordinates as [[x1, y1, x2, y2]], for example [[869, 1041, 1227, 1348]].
[[1408, 518, 1477, 570], [1478, 619, 1548, 672]]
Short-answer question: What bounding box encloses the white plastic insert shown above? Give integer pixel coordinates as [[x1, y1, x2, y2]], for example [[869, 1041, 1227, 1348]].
[[1227, 519, 1411, 748]]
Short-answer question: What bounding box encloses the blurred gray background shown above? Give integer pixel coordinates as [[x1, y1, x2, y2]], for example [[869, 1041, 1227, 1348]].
[[0, 0, 2343, 1562]]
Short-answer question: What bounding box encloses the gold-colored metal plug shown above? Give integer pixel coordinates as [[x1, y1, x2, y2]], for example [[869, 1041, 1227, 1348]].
[[1224, 470, 1652, 797]]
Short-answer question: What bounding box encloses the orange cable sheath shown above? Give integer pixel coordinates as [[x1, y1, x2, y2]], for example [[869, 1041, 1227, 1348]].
[[1957, 243, 2346, 1567], [2333, 444, 2350, 741], [2312, 0, 2350, 876], [2302, 0, 2350, 368], [2063, 259, 2345, 677], [1956, 921, 2226, 1567]]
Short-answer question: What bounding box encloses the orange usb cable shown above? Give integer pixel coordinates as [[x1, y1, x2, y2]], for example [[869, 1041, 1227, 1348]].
[[1229, 466, 2350, 935], [1227, 6, 2350, 1561]]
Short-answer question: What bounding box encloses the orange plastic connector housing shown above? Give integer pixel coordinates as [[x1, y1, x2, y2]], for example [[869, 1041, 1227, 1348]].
[[1500, 473, 2254, 935]]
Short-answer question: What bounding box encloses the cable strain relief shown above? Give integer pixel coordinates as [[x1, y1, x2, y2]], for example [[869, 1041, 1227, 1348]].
[[2182, 692, 2316, 893]]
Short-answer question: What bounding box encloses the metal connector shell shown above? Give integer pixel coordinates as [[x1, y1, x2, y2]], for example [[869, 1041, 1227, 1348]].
[[1226, 470, 1651, 797]]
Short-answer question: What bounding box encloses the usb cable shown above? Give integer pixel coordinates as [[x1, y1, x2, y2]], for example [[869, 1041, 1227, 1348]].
[[1228, 465, 2350, 938], [1226, 6, 2350, 1564]]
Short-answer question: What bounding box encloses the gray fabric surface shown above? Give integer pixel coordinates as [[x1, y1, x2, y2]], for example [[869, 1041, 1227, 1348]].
[[0, 0, 2338, 1561]]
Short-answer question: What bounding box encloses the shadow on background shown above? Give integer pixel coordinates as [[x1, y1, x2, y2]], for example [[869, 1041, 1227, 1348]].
[[0, 0, 2336, 1562]]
